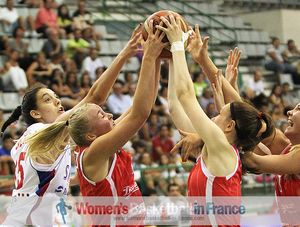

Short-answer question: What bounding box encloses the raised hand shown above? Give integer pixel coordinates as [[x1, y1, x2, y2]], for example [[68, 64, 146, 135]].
[[186, 24, 209, 64], [211, 70, 225, 113], [122, 23, 143, 58], [225, 47, 241, 92], [156, 15, 183, 44], [171, 130, 203, 162], [143, 20, 168, 59]]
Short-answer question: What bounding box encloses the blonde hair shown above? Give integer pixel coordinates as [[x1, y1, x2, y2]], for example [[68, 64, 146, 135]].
[[26, 104, 91, 162], [26, 121, 69, 162]]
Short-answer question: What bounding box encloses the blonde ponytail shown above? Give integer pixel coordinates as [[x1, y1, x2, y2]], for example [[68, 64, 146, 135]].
[[26, 121, 69, 163]]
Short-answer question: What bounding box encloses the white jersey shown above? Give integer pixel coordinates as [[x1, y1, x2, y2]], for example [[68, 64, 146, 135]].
[[3, 123, 71, 226]]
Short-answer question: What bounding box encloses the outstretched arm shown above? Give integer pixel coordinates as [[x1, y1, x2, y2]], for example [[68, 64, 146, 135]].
[[245, 146, 300, 175], [56, 25, 142, 122], [83, 21, 167, 182], [187, 25, 241, 103], [168, 60, 196, 133], [157, 16, 231, 153]]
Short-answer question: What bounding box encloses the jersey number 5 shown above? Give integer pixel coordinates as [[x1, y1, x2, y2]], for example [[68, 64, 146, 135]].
[[16, 152, 26, 189]]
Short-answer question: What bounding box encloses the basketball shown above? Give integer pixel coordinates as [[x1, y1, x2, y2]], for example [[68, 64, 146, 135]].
[[142, 10, 189, 58]]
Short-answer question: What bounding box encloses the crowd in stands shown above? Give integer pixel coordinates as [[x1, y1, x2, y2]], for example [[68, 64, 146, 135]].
[[0, 0, 298, 197]]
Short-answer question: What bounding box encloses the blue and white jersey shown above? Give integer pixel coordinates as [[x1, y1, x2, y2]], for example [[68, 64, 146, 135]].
[[3, 123, 71, 226]]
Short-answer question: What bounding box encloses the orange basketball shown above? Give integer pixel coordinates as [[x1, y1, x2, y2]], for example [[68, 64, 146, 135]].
[[142, 10, 189, 58]]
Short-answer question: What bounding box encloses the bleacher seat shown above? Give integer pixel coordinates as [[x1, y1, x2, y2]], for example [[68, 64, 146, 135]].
[[28, 38, 44, 53], [124, 57, 140, 71], [99, 40, 112, 55], [109, 40, 123, 55]]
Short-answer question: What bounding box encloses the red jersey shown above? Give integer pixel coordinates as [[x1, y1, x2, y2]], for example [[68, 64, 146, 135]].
[[188, 146, 242, 227], [76, 147, 143, 227], [274, 144, 300, 226], [274, 144, 300, 196]]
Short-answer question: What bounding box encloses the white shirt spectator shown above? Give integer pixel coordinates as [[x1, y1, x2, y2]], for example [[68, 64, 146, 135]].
[[81, 56, 103, 81], [107, 93, 132, 116], [0, 7, 18, 24], [248, 79, 264, 95], [2, 66, 28, 91], [266, 44, 284, 63]]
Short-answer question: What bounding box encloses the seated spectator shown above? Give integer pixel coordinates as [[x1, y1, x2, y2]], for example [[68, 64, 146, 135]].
[[35, 0, 65, 38], [26, 52, 52, 86], [269, 84, 284, 111], [139, 111, 161, 142], [95, 66, 107, 79], [265, 37, 297, 79], [192, 71, 207, 99], [0, 133, 14, 175], [66, 28, 90, 69], [106, 79, 132, 117], [0, 133, 14, 157], [7, 26, 32, 70], [80, 71, 92, 97], [0, 36, 9, 55], [1, 49, 28, 93], [0, 0, 35, 35], [206, 102, 218, 119], [199, 87, 214, 110], [65, 71, 85, 100], [281, 82, 297, 107], [57, 4, 73, 37], [81, 27, 100, 51], [154, 86, 169, 115], [271, 105, 287, 128], [49, 53, 64, 72], [282, 39, 300, 84], [246, 69, 265, 96], [42, 28, 64, 59], [50, 68, 79, 109], [81, 47, 103, 81], [72, 0, 93, 31], [152, 124, 174, 162]]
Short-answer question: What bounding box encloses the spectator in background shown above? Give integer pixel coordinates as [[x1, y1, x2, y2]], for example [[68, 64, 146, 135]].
[[206, 102, 218, 119], [26, 52, 52, 86], [282, 39, 300, 84], [265, 37, 297, 78], [35, 0, 65, 38], [80, 71, 92, 97], [0, 0, 35, 35], [41, 28, 64, 59], [269, 84, 284, 111], [152, 124, 174, 162], [66, 28, 90, 69], [7, 26, 31, 70], [1, 49, 28, 93], [0, 133, 14, 157], [247, 69, 265, 96], [192, 71, 207, 99], [72, 0, 93, 31], [106, 79, 132, 117], [81, 47, 103, 81], [65, 71, 85, 100], [81, 27, 100, 51], [139, 111, 160, 142], [95, 66, 107, 79], [167, 183, 182, 197], [199, 87, 214, 111], [57, 4, 73, 37], [155, 86, 169, 115], [281, 82, 297, 107]]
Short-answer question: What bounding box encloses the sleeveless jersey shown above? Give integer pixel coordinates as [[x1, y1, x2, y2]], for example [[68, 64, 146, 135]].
[[76, 147, 143, 227], [274, 144, 300, 226], [188, 146, 242, 227], [3, 123, 71, 226], [274, 144, 300, 196]]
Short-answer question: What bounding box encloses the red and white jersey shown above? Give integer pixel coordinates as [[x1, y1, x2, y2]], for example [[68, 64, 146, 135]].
[[76, 147, 144, 227], [76, 146, 141, 197], [188, 146, 242, 227], [3, 123, 71, 225], [274, 144, 300, 196]]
